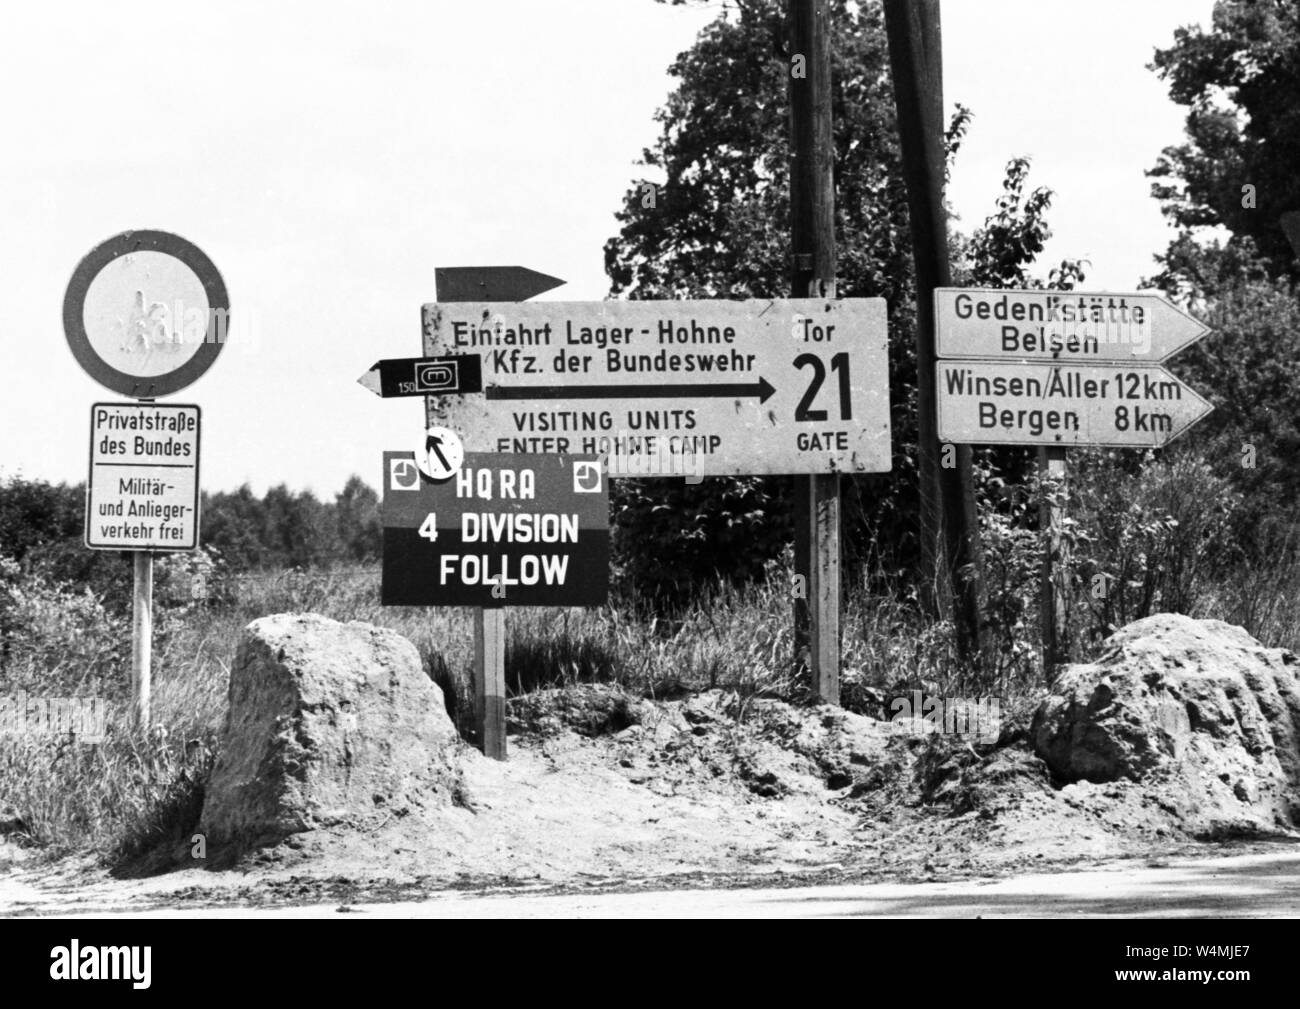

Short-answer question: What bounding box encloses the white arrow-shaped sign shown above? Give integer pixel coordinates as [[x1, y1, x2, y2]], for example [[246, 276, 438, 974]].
[[935, 288, 1210, 364], [936, 361, 1213, 448]]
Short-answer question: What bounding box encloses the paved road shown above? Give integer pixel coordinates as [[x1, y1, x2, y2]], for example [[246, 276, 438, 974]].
[[42, 849, 1300, 918]]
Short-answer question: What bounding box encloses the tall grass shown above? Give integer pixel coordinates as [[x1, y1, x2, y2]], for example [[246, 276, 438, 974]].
[[1191, 531, 1300, 653], [0, 564, 810, 855], [4, 517, 1299, 859], [0, 729, 213, 863]]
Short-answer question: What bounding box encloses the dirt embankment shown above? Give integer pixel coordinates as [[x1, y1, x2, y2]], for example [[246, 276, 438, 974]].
[[4, 612, 1299, 912]]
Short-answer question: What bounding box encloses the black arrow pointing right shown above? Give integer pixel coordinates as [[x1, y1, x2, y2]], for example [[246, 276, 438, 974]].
[[485, 377, 776, 404]]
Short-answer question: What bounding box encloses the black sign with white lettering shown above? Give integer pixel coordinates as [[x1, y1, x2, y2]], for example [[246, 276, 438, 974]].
[[381, 452, 608, 606]]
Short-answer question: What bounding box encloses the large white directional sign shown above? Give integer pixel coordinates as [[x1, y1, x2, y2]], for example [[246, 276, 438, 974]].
[[936, 361, 1212, 447], [935, 287, 1213, 448], [935, 289, 1209, 364], [420, 299, 891, 477]]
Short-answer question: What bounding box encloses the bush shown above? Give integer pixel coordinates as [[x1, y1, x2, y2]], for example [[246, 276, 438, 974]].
[[610, 475, 793, 607], [1069, 450, 1240, 644], [0, 555, 129, 695]]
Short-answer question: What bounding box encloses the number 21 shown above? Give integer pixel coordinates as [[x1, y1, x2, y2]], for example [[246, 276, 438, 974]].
[[793, 352, 851, 422]]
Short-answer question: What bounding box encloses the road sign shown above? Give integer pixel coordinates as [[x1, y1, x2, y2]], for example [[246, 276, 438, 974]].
[[420, 298, 891, 476], [434, 266, 565, 303], [357, 354, 483, 398], [935, 289, 1209, 364], [85, 402, 201, 549], [382, 452, 608, 607], [418, 426, 464, 480], [64, 230, 229, 398], [935, 361, 1212, 447]]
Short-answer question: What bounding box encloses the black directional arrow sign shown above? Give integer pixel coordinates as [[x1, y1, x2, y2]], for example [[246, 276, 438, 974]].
[[424, 432, 451, 471], [434, 266, 566, 303], [362, 267, 560, 401], [357, 354, 483, 398]]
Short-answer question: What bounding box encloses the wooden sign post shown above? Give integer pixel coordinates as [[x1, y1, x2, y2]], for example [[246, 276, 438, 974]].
[[417, 296, 890, 717], [1037, 445, 1068, 673], [366, 273, 892, 752], [428, 266, 566, 760], [380, 450, 608, 758], [473, 607, 507, 760], [789, 0, 842, 701]]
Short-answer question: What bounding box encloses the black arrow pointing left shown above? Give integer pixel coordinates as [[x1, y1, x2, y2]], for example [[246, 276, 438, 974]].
[[361, 355, 483, 398]]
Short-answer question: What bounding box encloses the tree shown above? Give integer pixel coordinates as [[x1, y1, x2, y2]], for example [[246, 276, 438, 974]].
[[0, 476, 83, 563], [1164, 274, 1300, 550], [1144, 2, 1300, 558], [951, 147, 1087, 490], [201, 485, 268, 569], [605, 0, 917, 601], [604, 0, 1080, 601], [335, 476, 382, 563], [1148, 0, 1300, 289], [261, 485, 339, 569]]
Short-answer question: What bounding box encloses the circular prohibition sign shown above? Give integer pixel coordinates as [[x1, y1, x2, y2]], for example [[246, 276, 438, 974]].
[[63, 229, 230, 398]]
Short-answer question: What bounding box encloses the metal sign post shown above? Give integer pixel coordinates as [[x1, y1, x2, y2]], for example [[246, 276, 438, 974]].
[[132, 551, 153, 728], [64, 230, 228, 729]]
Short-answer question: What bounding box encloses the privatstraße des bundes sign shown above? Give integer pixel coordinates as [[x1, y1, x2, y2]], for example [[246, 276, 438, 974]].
[[420, 299, 891, 477], [85, 402, 201, 550], [935, 361, 1213, 448]]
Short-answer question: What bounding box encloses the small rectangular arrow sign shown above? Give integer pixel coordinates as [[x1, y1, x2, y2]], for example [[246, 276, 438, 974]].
[[935, 288, 1210, 363], [358, 355, 483, 398], [434, 266, 565, 303], [936, 361, 1213, 447]]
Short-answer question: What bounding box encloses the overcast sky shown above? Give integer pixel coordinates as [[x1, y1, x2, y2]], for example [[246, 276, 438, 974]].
[[0, 0, 1216, 497]]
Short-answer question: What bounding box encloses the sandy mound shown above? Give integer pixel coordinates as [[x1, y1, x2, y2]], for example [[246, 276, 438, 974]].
[[198, 614, 471, 859], [158, 612, 1299, 894], [1032, 614, 1300, 836]]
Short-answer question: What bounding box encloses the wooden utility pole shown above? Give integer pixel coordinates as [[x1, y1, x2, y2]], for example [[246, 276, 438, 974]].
[[789, 0, 840, 704], [882, 0, 982, 657]]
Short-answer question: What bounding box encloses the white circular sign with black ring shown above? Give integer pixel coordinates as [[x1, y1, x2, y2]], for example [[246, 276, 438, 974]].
[[63, 229, 230, 398], [419, 426, 464, 480]]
